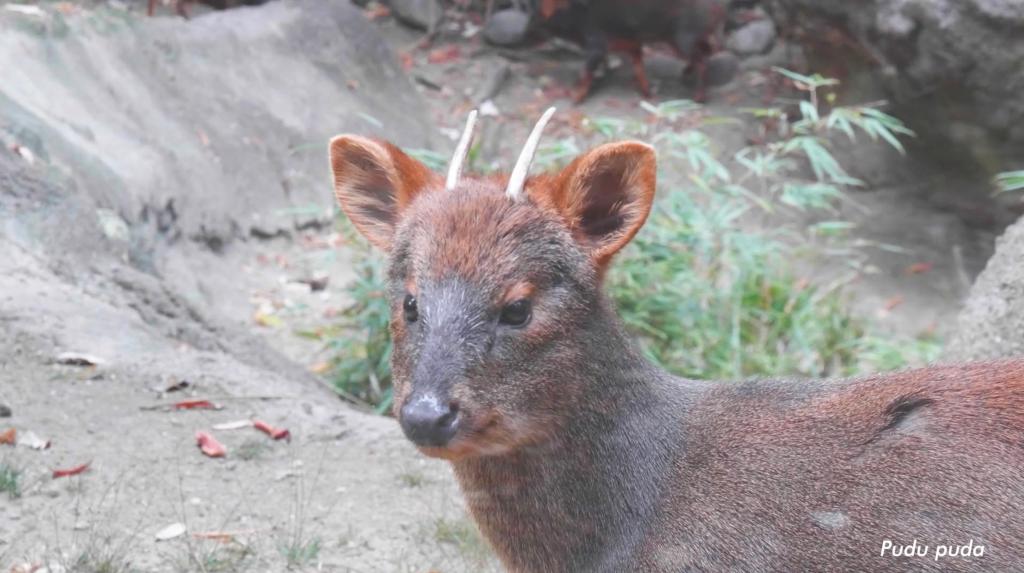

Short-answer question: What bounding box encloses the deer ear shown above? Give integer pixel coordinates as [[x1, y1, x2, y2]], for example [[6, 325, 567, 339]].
[[542, 141, 656, 268], [329, 135, 439, 250]]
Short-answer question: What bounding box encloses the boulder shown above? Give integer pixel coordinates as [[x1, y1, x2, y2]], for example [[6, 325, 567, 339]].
[[484, 8, 531, 46], [388, 0, 444, 30], [769, 0, 1024, 160], [727, 18, 777, 55], [951, 215, 1024, 361]]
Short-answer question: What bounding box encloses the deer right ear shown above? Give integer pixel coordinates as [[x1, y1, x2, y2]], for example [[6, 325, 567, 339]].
[[329, 135, 439, 251], [540, 141, 657, 270]]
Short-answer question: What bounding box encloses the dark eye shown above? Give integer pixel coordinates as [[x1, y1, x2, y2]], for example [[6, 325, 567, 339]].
[[403, 294, 418, 323], [499, 299, 532, 327]]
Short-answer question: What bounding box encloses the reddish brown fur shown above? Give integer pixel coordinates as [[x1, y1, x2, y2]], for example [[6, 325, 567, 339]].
[[540, 0, 727, 102], [329, 131, 1024, 572]]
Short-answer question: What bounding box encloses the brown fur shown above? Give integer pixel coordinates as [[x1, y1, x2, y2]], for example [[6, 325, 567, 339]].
[[329, 133, 1024, 572], [539, 0, 727, 102]]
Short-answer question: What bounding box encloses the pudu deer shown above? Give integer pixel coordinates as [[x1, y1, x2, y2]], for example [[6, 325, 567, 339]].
[[538, 0, 727, 102], [329, 109, 1024, 571]]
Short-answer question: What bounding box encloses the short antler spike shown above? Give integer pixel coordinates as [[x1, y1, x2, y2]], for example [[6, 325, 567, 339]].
[[445, 110, 479, 191], [505, 107, 556, 201]]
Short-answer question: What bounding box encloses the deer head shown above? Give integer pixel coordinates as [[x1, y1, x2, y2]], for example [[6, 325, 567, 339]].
[[329, 110, 656, 460]]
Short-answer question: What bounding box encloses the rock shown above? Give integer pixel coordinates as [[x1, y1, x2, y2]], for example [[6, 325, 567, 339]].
[[0, 403, 10, 417], [484, 9, 530, 46], [727, 18, 776, 55], [770, 0, 1024, 151], [705, 51, 740, 87], [388, 0, 443, 31], [951, 216, 1024, 361]]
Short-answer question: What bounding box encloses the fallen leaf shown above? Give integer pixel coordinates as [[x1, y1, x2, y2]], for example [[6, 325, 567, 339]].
[[52, 462, 90, 479], [479, 99, 500, 117], [363, 4, 390, 19], [0, 428, 15, 446], [297, 274, 329, 292], [905, 262, 934, 275], [399, 51, 414, 71], [8, 563, 43, 573], [18, 430, 50, 450], [12, 144, 35, 165], [309, 361, 332, 375], [253, 311, 282, 328], [3, 4, 46, 16], [427, 45, 461, 65], [55, 352, 106, 367], [192, 531, 235, 543], [155, 522, 187, 541], [253, 419, 290, 441], [174, 399, 222, 411], [212, 420, 252, 431], [196, 431, 226, 458], [883, 296, 905, 311], [164, 379, 191, 393]]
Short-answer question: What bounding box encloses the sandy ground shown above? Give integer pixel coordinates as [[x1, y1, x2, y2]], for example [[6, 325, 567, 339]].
[[0, 1, 1014, 572]]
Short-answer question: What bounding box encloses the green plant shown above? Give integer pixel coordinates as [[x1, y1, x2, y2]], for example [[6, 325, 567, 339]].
[[602, 70, 934, 379], [0, 461, 21, 499], [234, 438, 269, 462], [324, 220, 394, 413], [995, 170, 1024, 194], [278, 538, 321, 569], [431, 517, 492, 564]]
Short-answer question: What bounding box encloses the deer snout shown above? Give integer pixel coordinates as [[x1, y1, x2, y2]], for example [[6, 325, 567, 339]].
[[400, 394, 461, 447]]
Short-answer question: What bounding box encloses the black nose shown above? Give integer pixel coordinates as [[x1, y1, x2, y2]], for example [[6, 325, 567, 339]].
[[400, 396, 460, 447]]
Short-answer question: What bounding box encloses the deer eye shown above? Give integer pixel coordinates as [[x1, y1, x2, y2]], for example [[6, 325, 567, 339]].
[[499, 299, 532, 327], [403, 294, 419, 323]]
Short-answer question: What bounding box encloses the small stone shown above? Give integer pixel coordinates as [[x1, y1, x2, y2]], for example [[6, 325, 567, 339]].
[[388, 0, 443, 31], [0, 403, 10, 418], [727, 18, 777, 56], [484, 9, 530, 46], [705, 52, 740, 87]]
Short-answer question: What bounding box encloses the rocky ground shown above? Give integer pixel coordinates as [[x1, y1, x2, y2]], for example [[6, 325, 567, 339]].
[[0, 0, 1020, 571]]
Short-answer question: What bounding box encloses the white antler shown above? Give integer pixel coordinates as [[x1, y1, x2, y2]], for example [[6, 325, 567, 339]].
[[445, 110, 479, 191], [505, 107, 556, 201]]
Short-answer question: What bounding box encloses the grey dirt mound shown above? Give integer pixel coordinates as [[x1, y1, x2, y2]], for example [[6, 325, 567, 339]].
[[0, 1, 489, 571]]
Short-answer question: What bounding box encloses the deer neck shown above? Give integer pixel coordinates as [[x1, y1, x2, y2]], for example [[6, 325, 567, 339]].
[[451, 306, 695, 571]]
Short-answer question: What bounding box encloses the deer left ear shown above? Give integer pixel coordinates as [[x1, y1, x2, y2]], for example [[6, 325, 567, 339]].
[[540, 141, 656, 269], [329, 135, 439, 251]]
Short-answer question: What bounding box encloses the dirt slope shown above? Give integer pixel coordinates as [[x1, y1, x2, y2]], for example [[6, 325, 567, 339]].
[[0, 2, 488, 571]]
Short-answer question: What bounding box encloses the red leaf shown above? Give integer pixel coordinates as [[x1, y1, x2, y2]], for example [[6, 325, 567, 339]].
[[399, 52, 414, 71], [52, 462, 90, 479], [364, 4, 390, 19], [905, 262, 933, 275], [196, 431, 226, 458], [253, 419, 290, 441], [0, 428, 14, 446], [427, 45, 461, 64], [174, 399, 221, 411], [883, 296, 905, 311]]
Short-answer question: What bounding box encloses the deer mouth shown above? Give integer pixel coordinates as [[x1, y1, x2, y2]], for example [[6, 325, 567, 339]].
[[416, 412, 505, 461]]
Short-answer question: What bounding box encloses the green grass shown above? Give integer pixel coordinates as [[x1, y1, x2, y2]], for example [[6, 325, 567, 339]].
[[995, 170, 1024, 194], [432, 517, 492, 564], [0, 461, 20, 499], [278, 537, 321, 569], [234, 438, 269, 462], [317, 69, 939, 408], [397, 470, 427, 488], [68, 539, 137, 573]]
